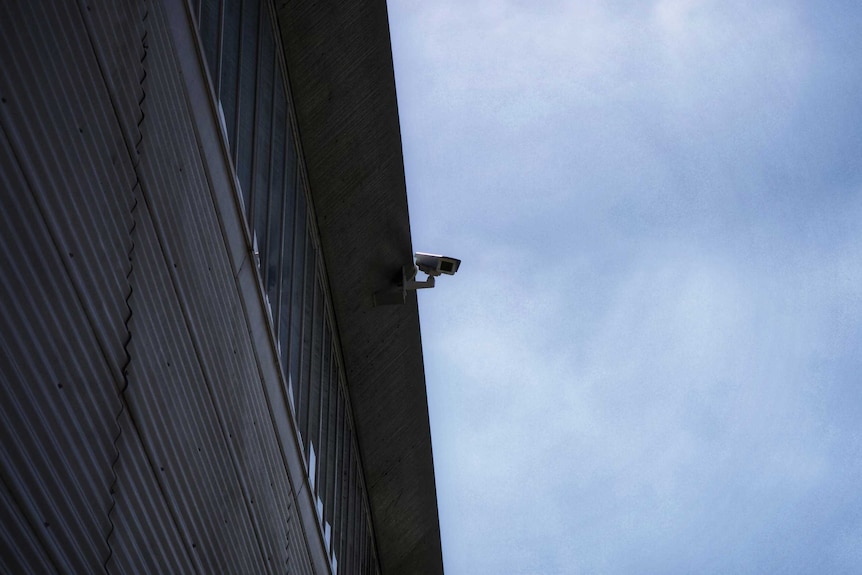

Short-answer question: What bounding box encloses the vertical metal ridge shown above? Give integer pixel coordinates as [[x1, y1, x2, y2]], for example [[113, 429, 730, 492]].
[[103, 0, 148, 569]]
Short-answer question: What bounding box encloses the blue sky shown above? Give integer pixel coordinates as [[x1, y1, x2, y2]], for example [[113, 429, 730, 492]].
[[388, 1, 862, 573]]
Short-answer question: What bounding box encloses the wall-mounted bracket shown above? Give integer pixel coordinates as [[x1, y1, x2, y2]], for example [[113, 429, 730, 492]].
[[373, 253, 460, 306]]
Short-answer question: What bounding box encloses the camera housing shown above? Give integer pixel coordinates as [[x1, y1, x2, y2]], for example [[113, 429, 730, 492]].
[[415, 252, 461, 277]]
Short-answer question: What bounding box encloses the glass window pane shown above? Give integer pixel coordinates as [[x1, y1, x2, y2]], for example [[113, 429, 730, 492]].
[[251, 17, 274, 263], [323, 333, 338, 523], [345, 454, 357, 575], [332, 387, 345, 563], [290, 197, 307, 421], [318, 319, 332, 501], [299, 233, 316, 447], [219, 0, 241, 149], [199, 0, 221, 88], [352, 465, 362, 574], [338, 396, 350, 567], [306, 271, 323, 470], [277, 129, 297, 355], [360, 505, 368, 575], [236, 0, 260, 218], [264, 81, 286, 324]]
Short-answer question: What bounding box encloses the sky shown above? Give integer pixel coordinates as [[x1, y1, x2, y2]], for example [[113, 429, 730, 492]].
[[386, 1, 862, 573]]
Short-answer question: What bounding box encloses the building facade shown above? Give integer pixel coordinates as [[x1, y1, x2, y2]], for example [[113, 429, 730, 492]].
[[0, 0, 443, 573]]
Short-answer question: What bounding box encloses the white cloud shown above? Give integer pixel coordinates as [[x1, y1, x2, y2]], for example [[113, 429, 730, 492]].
[[421, 225, 862, 573], [393, 0, 862, 572], [393, 0, 816, 244], [394, 0, 811, 126]]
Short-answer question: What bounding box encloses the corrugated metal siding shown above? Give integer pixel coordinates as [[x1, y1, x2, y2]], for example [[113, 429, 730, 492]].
[[126, 194, 265, 573], [75, 3, 203, 569], [82, 0, 148, 153], [136, 1, 311, 571], [0, 0, 135, 382], [106, 409, 199, 574], [1, 0, 320, 572], [0, 469, 56, 574], [0, 175, 114, 573], [0, 0, 132, 571]]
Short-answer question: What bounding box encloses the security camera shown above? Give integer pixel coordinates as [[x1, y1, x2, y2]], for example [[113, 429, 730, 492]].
[[414, 253, 461, 277], [373, 252, 462, 305]]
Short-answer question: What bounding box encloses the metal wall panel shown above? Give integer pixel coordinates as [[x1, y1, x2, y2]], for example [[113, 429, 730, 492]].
[[125, 196, 264, 573], [82, 0, 147, 151], [0, 471, 56, 575], [0, 1, 133, 571], [0, 0, 135, 382], [106, 410, 199, 574], [1, 0, 320, 572]]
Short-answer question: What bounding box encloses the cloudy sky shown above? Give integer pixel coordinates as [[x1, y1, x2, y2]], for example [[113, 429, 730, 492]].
[[387, 1, 862, 573]]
